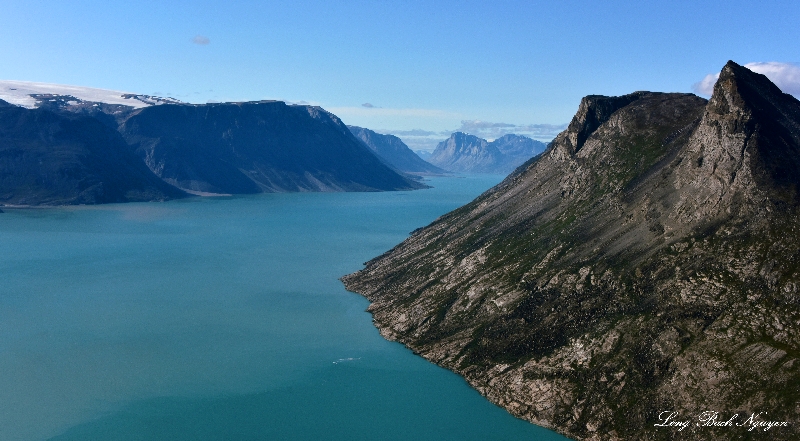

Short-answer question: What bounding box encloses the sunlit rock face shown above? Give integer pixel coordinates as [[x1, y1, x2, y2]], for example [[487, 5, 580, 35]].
[[343, 61, 800, 441]]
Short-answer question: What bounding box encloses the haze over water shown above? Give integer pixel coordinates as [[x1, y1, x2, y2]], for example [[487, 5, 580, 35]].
[[0, 175, 570, 441]]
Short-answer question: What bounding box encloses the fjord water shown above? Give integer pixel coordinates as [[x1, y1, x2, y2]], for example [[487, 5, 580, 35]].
[[0, 176, 570, 441]]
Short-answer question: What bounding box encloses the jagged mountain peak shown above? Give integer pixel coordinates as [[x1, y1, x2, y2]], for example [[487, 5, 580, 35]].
[[450, 131, 484, 141], [707, 60, 800, 140], [440, 132, 491, 153], [711, 60, 794, 114], [675, 60, 800, 218]]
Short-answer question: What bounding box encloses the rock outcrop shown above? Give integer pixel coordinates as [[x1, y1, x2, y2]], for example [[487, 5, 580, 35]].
[[429, 132, 545, 174], [343, 61, 800, 440]]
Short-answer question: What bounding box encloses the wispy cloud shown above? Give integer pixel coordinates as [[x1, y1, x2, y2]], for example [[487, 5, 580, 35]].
[[693, 61, 800, 97], [459, 120, 515, 131], [389, 129, 440, 137], [692, 73, 718, 96], [327, 105, 567, 151], [192, 35, 210, 45], [746, 62, 800, 95], [327, 106, 460, 119], [372, 120, 567, 152], [456, 120, 567, 141]]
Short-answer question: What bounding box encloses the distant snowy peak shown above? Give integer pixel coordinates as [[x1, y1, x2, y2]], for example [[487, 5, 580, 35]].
[[0, 80, 182, 109]]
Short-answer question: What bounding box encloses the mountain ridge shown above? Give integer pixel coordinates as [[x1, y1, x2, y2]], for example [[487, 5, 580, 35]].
[[428, 132, 546, 174], [0, 81, 427, 203], [119, 101, 425, 194], [342, 61, 800, 440]]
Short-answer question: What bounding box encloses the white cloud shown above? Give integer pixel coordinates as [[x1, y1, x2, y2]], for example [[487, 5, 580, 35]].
[[371, 120, 567, 152], [745, 62, 800, 95], [693, 61, 800, 97], [692, 73, 718, 96], [456, 120, 566, 141], [389, 129, 440, 136], [192, 35, 210, 45], [361, 103, 375, 108], [459, 120, 515, 131]]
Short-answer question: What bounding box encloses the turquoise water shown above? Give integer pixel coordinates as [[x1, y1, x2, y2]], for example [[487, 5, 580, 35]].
[[0, 176, 571, 441]]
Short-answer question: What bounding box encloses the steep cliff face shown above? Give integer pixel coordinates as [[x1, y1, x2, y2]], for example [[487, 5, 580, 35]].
[[343, 62, 800, 440], [120, 101, 425, 194], [348, 125, 446, 175], [0, 100, 187, 205]]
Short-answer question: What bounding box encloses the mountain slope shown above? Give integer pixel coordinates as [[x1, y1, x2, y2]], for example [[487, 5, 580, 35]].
[[348, 125, 446, 175], [0, 99, 187, 205], [120, 101, 425, 194], [428, 132, 545, 174], [343, 61, 800, 440]]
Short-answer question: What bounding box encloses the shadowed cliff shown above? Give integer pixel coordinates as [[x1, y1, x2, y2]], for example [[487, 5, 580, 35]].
[[0, 99, 187, 205], [120, 101, 426, 194]]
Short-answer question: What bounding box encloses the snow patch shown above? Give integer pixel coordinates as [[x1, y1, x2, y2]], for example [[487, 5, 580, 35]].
[[0, 80, 182, 109]]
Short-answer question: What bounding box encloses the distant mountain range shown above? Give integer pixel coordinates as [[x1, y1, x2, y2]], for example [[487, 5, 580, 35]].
[[348, 126, 446, 176], [0, 82, 424, 205], [427, 132, 546, 174], [344, 61, 800, 440]]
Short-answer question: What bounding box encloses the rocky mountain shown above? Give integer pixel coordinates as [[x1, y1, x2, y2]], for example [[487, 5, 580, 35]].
[[343, 61, 800, 441], [119, 101, 425, 194], [0, 80, 426, 201], [428, 132, 545, 174], [348, 125, 447, 175], [0, 99, 187, 205]]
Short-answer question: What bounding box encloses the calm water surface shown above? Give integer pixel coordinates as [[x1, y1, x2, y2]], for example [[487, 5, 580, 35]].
[[0, 175, 571, 441]]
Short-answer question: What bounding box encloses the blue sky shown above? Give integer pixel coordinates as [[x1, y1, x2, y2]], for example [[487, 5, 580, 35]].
[[1, 0, 798, 149]]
